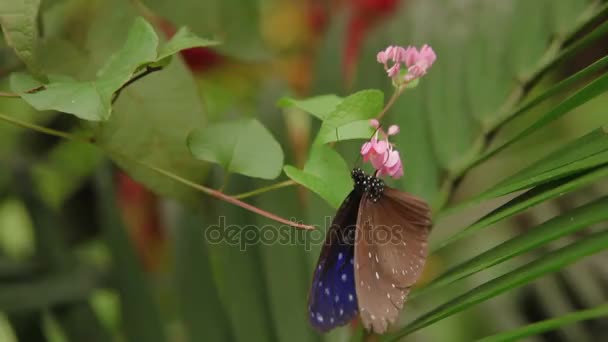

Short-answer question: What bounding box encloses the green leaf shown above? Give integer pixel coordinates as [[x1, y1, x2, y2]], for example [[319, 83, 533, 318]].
[[321, 89, 383, 130], [11, 17, 216, 121], [156, 26, 220, 64], [493, 54, 608, 132], [96, 17, 158, 83], [481, 73, 608, 162], [417, 196, 608, 299], [0, 0, 44, 78], [388, 230, 608, 340], [32, 141, 102, 209], [283, 144, 351, 208], [0, 267, 99, 313], [436, 166, 608, 251], [480, 127, 608, 199], [279, 94, 374, 144], [10, 73, 109, 121], [188, 119, 284, 180], [314, 120, 374, 145], [278, 95, 343, 120], [173, 210, 232, 342], [476, 304, 608, 342], [95, 165, 166, 342]]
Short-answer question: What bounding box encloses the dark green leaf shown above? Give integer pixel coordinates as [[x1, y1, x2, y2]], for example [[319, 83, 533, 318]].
[[481, 73, 608, 163], [418, 196, 608, 299], [95, 165, 167, 342], [0, 0, 44, 78], [10, 17, 216, 121], [173, 209, 232, 342], [480, 127, 608, 199], [388, 230, 608, 340], [188, 118, 284, 179], [476, 304, 608, 342], [32, 141, 102, 209], [436, 166, 608, 251], [284, 144, 351, 208], [0, 267, 99, 313]]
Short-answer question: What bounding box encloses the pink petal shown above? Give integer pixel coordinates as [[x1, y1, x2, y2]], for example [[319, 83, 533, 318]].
[[360, 141, 372, 155], [373, 140, 389, 154], [384, 149, 400, 168], [369, 119, 380, 129], [370, 152, 388, 170], [387, 125, 400, 136], [420, 44, 437, 65], [387, 63, 400, 77], [403, 46, 419, 67]]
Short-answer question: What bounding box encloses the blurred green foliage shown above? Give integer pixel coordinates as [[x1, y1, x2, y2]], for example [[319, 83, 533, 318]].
[[0, 0, 607, 341]]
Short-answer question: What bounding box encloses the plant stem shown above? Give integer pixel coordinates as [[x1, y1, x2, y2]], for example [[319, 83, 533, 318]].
[[111, 66, 163, 104], [0, 112, 315, 230], [232, 180, 296, 199], [0, 91, 20, 98], [139, 162, 315, 230], [0, 112, 92, 143], [376, 86, 405, 120]]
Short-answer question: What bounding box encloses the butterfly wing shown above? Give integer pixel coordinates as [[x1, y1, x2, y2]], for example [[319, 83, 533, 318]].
[[308, 190, 362, 331], [354, 187, 431, 333]]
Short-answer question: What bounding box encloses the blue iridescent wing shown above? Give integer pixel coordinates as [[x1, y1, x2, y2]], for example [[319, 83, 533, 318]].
[[308, 190, 363, 332]]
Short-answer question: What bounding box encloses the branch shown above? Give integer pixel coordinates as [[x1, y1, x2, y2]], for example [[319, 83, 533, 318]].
[[111, 66, 163, 104], [232, 180, 296, 199], [0, 112, 315, 231]]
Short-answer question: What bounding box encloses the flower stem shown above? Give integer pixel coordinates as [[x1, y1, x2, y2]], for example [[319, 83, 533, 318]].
[[232, 180, 296, 199], [0, 112, 315, 231], [376, 86, 405, 120]]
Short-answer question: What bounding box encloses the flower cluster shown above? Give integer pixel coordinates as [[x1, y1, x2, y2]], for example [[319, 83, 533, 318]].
[[360, 119, 403, 179], [377, 44, 436, 84]]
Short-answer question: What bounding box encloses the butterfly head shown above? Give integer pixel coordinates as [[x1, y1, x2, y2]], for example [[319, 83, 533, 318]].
[[351, 168, 384, 202]]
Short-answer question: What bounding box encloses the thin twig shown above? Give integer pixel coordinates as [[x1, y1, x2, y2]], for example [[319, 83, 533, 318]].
[[138, 162, 315, 230], [0, 111, 315, 230], [0, 112, 93, 143], [0, 85, 46, 98], [232, 180, 297, 199], [111, 66, 163, 104]]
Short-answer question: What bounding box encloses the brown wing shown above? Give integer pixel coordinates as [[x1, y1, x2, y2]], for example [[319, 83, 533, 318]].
[[354, 187, 431, 333]]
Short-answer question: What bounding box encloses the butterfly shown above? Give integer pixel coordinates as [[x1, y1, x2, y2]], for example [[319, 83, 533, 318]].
[[308, 167, 431, 334]]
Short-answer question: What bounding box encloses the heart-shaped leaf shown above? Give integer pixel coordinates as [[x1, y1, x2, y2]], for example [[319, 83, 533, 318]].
[[283, 144, 351, 208], [187, 119, 284, 180], [10, 17, 218, 121]]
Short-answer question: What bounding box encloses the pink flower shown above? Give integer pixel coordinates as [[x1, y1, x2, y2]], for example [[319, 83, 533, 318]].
[[360, 121, 404, 179], [376, 45, 407, 78], [403, 44, 436, 81], [377, 44, 436, 84]]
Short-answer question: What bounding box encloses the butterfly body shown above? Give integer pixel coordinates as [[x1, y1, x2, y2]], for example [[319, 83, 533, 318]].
[[308, 168, 431, 334]]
